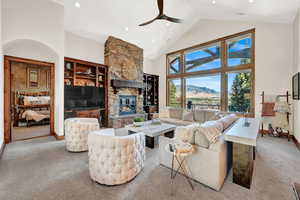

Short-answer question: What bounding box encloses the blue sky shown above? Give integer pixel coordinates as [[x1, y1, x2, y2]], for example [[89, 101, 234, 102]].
[[172, 37, 251, 93]]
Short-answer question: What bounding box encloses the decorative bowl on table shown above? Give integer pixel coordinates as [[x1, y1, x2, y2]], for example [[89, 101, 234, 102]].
[[133, 117, 145, 127]]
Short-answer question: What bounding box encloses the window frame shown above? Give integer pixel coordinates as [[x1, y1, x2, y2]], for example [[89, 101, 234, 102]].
[[184, 42, 222, 73], [166, 29, 255, 115]]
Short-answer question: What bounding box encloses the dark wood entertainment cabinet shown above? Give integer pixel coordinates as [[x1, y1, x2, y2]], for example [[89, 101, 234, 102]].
[[64, 57, 108, 126]]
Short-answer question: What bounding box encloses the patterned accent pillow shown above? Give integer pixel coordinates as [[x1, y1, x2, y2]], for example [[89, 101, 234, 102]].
[[199, 121, 223, 144], [204, 120, 224, 132], [218, 114, 238, 130]]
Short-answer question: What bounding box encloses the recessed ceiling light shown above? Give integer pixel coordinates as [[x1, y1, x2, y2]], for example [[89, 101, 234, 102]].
[[212, 0, 216, 5], [125, 27, 129, 31], [75, 2, 81, 8], [236, 12, 246, 16], [249, 0, 254, 3], [151, 39, 155, 43]]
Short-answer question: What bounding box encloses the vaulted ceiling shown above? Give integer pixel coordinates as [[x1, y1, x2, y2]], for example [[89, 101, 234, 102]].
[[55, 0, 300, 59]]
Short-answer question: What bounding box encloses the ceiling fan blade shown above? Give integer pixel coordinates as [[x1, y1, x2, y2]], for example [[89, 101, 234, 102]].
[[163, 15, 182, 23], [139, 17, 158, 26], [157, 0, 164, 16]]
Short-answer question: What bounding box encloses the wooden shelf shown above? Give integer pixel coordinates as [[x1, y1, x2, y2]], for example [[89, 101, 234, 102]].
[[18, 104, 50, 109], [76, 75, 96, 80]]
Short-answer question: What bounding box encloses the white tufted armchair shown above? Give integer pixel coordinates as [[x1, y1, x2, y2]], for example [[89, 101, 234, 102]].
[[64, 118, 100, 152], [88, 129, 146, 185]]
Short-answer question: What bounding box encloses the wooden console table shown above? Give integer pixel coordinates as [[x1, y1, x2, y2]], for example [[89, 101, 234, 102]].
[[225, 118, 260, 189]]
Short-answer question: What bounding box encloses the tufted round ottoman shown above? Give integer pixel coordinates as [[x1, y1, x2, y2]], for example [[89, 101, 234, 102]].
[[88, 129, 145, 185], [64, 118, 100, 152]]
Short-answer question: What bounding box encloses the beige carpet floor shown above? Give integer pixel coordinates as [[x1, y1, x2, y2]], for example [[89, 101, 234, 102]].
[[12, 125, 50, 141], [0, 135, 299, 200]]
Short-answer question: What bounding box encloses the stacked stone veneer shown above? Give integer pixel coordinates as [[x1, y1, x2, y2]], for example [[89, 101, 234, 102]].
[[105, 36, 144, 128]]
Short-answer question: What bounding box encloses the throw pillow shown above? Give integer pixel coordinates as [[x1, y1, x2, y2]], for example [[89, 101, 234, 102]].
[[204, 120, 224, 132], [193, 110, 205, 123], [194, 127, 210, 148], [159, 108, 170, 118], [218, 114, 238, 130], [175, 123, 199, 144], [198, 121, 223, 144], [204, 110, 218, 122], [169, 108, 183, 120], [210, 112, 227, 121], [182, 110, 194, 122]]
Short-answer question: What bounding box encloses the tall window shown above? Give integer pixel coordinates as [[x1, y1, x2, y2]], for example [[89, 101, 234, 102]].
[[167, 29, 255, 114], [186, 75, 221, 110], [168, 79, 182, 107]]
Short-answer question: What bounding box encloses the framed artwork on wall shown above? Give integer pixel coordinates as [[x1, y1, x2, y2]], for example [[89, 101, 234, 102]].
[[293, 72, 300, 100], [27, 68, 40, 88]]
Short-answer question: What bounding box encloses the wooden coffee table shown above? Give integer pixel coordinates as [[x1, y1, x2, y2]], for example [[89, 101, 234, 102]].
[[126, 121, 176, 148]]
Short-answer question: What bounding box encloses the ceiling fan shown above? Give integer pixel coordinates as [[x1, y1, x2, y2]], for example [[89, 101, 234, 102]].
[[139, 0, 183, 26]]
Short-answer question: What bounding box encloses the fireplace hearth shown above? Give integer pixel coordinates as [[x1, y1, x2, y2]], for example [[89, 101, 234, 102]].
[[119, 95, 136, 115]]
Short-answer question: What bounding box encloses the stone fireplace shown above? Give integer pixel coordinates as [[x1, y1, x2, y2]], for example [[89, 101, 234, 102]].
[[105, 36, 146, 128]]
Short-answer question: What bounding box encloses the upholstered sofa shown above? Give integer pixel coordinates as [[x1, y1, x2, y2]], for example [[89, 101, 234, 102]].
[[88, 129, 146, 185], [159, 107, 221, 126], [159, 114, 238, 191], [64, 118, 100, 152]]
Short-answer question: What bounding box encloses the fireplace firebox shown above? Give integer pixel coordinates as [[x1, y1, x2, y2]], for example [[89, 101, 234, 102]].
[[119, 95, 136, 115]]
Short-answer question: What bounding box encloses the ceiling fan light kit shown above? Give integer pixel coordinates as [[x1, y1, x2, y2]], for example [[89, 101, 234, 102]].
[[139, 0, 183, 26]]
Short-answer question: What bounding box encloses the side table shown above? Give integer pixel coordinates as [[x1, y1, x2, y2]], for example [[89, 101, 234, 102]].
[[165, 142, 194, 195]]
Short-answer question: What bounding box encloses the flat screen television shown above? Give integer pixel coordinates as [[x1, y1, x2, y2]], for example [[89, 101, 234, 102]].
[[64, 85, 105, 110], [293, 72, 300, 100]]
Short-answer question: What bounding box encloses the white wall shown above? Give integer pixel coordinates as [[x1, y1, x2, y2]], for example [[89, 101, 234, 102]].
[[2, 0, 65, 136], [150, 19, 294, 120], [144, 58, 157, 75], [293, 10, 300, 142], [0, 0, 4, 148], [65, 32, 104, 64]]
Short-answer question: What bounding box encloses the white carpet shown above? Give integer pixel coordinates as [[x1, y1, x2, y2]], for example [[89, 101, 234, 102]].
[[0, 135, 299, 200]]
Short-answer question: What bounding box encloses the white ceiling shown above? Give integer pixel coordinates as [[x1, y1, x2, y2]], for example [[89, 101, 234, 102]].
[[57, 0, 300, 59]]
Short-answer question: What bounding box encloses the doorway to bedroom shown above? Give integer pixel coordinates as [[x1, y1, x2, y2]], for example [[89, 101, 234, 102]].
[[4, 56, 55, 143]]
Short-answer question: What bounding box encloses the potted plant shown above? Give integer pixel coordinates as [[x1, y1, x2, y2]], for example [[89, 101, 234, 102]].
[[133, 117, 145, 127]]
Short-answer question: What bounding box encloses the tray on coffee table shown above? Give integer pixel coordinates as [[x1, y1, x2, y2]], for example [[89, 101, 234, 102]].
[[126, 121, 176, 148]]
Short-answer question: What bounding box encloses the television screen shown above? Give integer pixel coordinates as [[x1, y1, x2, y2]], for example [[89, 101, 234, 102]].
[[293, 72, 300, 100], [64, 85, 104, 110]]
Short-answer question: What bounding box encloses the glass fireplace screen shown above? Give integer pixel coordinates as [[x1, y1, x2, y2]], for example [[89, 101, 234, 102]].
[[119, 95, 136, 115]]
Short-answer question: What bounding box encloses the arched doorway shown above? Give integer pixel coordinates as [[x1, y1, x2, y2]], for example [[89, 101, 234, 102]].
[[3, 39, 57, 143]]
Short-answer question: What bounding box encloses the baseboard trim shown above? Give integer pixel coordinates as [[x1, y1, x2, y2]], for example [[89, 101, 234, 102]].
[[292, 136, 300, 151], [0, 142, 6, 159], [54, 132, 65, 140]]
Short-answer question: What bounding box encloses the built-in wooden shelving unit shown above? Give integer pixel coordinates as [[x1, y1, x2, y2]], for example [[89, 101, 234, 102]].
[[64, 57, 108, 126]]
